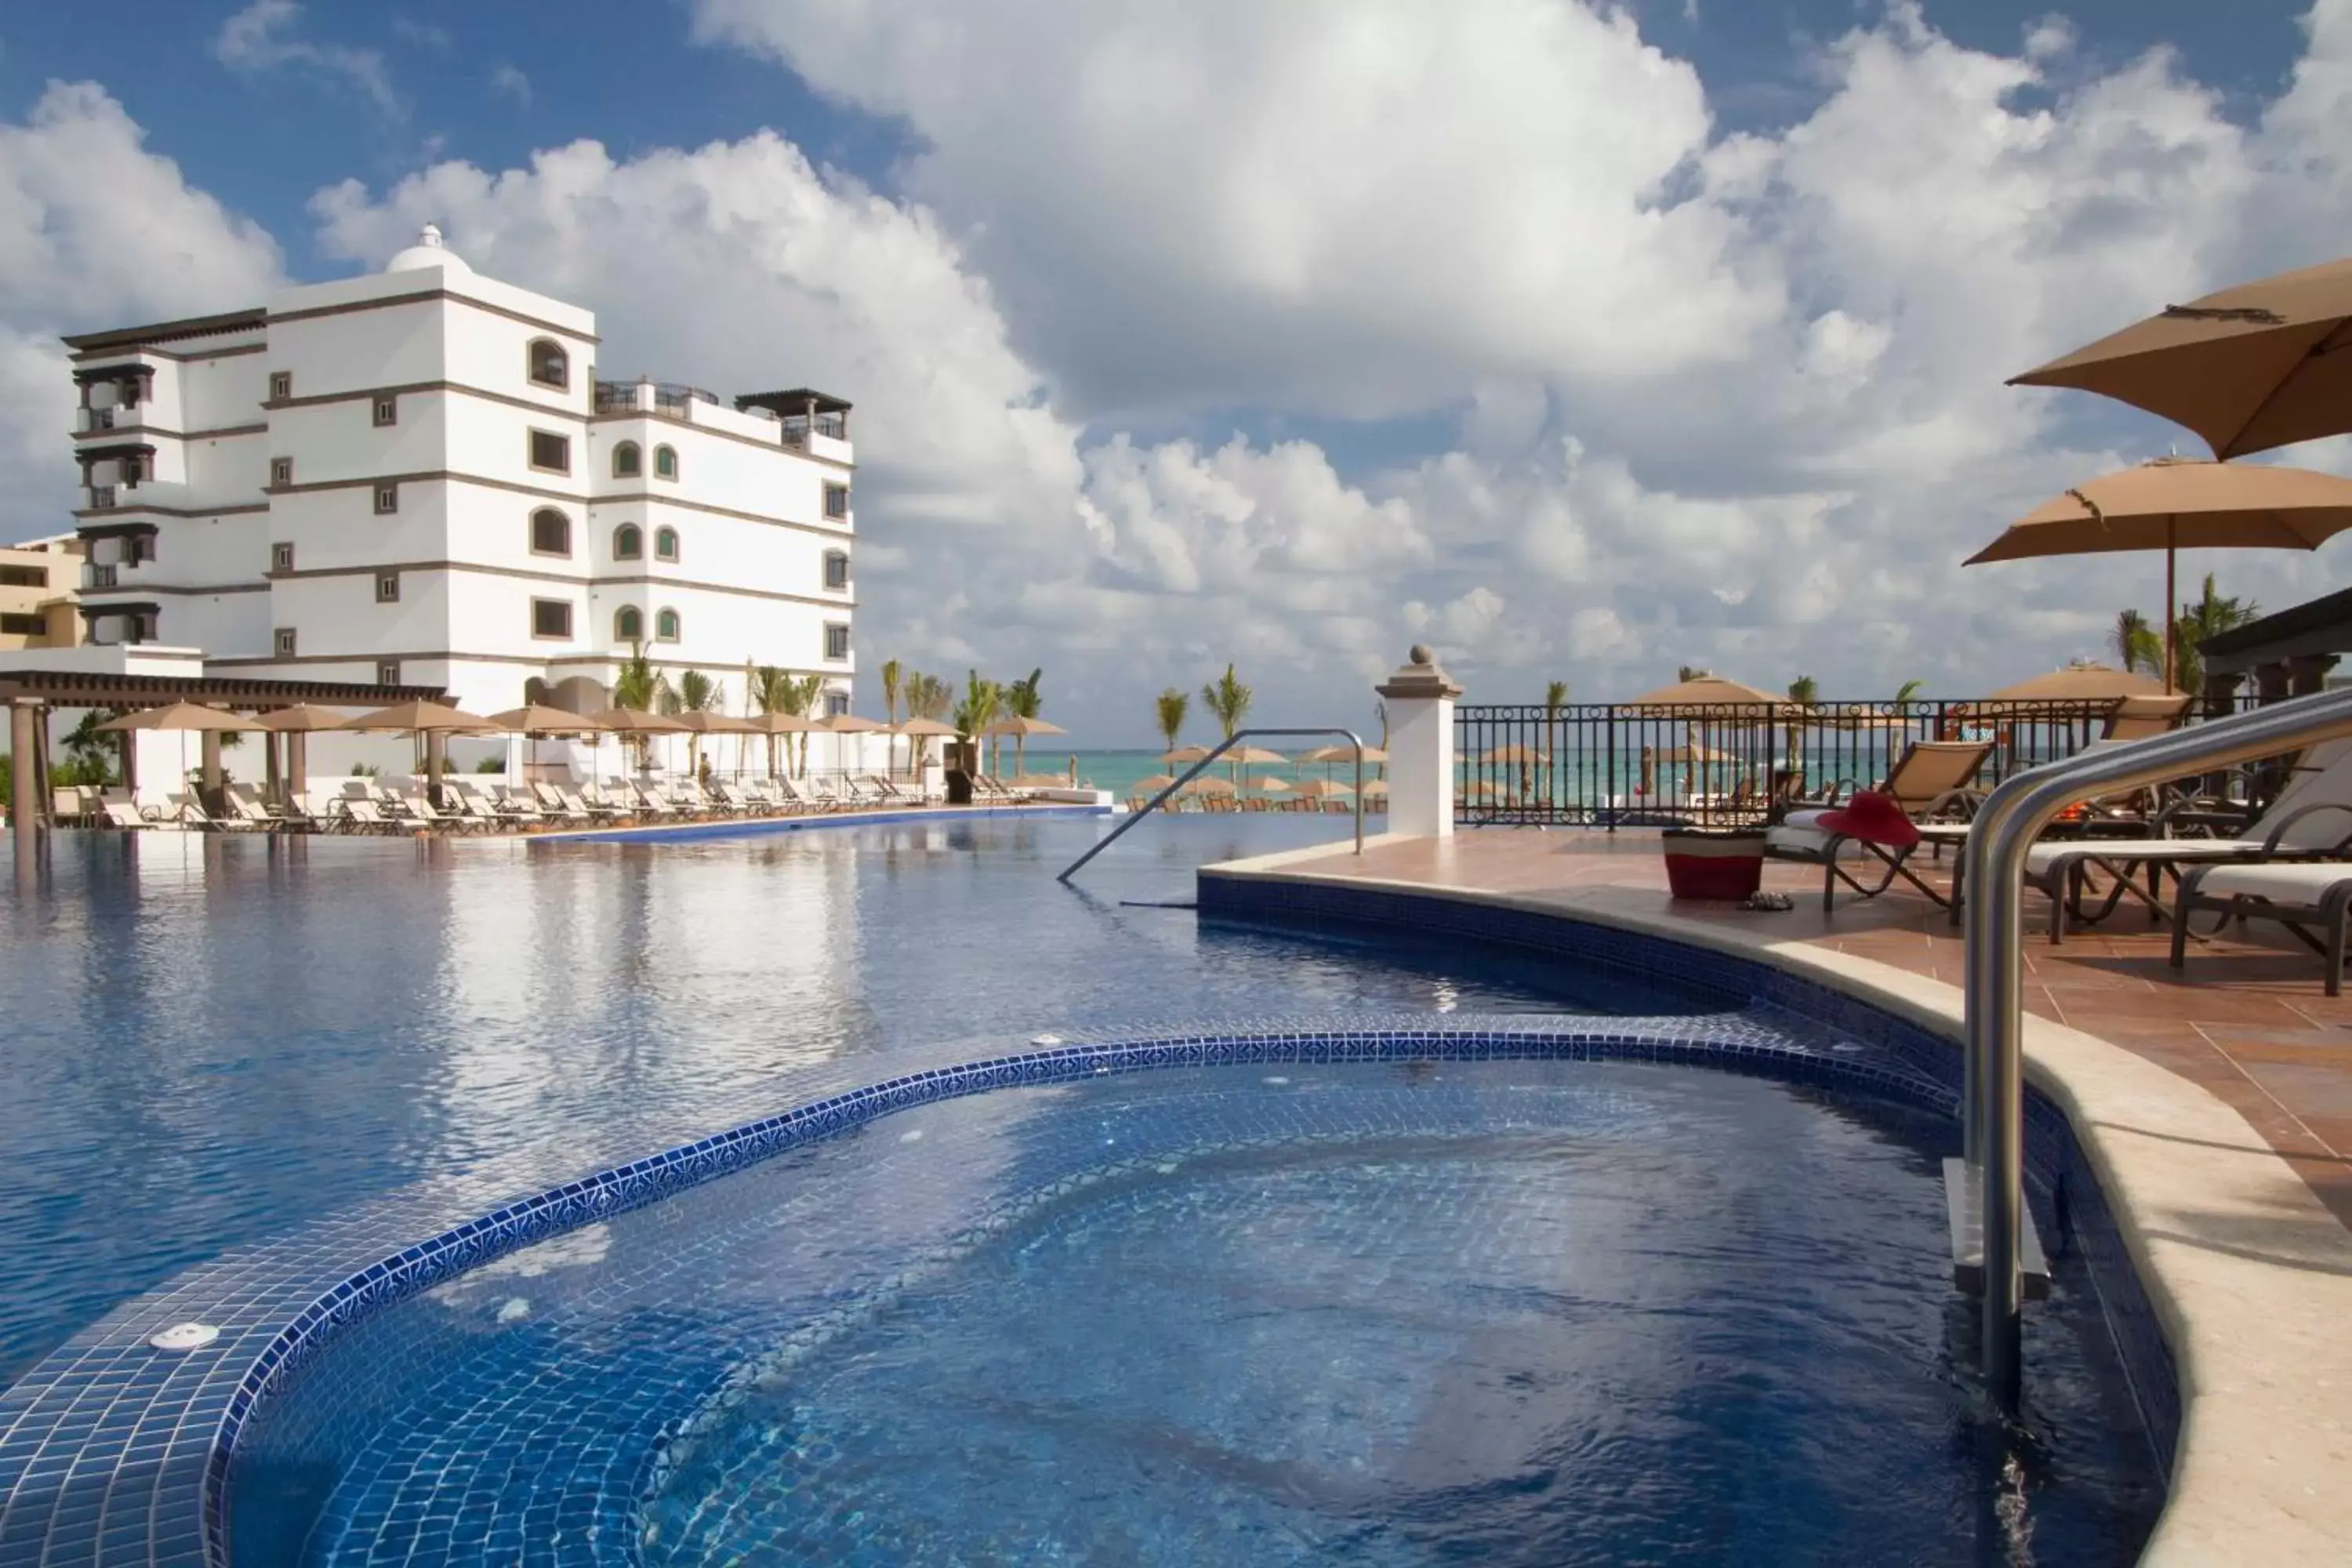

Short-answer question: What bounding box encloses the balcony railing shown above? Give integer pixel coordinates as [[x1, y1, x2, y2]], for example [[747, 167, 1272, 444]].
[[84, 485, 118, 510], [595, 379, 719, 416], [83, 563, 118, 590], [780, 413, 848, 447], [1452, 695, 2262, 827]]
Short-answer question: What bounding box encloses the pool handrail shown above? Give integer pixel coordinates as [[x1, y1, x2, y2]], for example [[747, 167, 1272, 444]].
[[1963, 684, 2352, 1407], [1056, 727, 1367, 883]]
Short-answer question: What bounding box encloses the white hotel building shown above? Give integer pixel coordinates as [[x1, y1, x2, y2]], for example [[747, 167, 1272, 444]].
[[62, 227, 857, 751]]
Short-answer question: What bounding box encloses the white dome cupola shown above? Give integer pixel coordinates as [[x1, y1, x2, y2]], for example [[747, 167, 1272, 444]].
[[385, 223, 472, 276]]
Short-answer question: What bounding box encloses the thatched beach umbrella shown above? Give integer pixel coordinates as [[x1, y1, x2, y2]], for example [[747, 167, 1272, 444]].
[[1982, 664, 2169, 703]]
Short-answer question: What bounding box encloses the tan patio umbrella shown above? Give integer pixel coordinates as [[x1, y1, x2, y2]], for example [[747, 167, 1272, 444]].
[[747, 710, 826, 779], [587, 706, 690, 781], [1245, 775, 1291, 792], [1161, 744, 1214, 763], [982, 713, 1067, 776], [2008, 254, 2352, 459], [889, 715, 960, 779], [98, 702, 255, 800], [1295, 778, 1353, 798], [1963, 457, 2352, 691], [1181, 775, 1237, 795], [1627, 674, 1792, 712], [1361, 777, 1389, 797], [339, 700, 498, 799], [96, 702, 252, 733], [252, 704, 354, 798], [1982, 664, 2169, 703], [485, 704, 612, 790], [1133, 774, 1178, 793], [1294, 742, 1386, 764]]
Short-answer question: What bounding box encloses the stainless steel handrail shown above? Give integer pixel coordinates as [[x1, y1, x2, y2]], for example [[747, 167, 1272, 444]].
[[1056, 728, 1367, 883], [1963, 685, 2352, 1405]]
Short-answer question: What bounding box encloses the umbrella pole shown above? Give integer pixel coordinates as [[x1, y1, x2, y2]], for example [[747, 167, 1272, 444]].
[[2162, 522, 2176, 695]]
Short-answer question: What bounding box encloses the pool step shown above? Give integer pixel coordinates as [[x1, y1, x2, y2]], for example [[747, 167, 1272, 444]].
[[1942, 1157, 2053, 1301]]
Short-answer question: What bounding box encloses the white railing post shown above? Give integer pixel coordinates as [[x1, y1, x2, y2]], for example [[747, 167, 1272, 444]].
[[1376, 645, 1459, 838]]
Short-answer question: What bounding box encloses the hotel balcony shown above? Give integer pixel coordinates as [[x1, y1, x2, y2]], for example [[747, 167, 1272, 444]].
[[595, 379, 855, 464], [74, 404, 151, 436]]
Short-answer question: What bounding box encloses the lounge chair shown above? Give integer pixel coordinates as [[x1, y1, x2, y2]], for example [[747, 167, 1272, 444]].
[[170, 791, 253, 833], [100, 800, 150, 830], [2003, 737, 2352, 942], [1765, 740, 1992, 910], [223, 786, 286, 830], [2173, 858, 2352, 996], [2103, 693, 2193, 742]]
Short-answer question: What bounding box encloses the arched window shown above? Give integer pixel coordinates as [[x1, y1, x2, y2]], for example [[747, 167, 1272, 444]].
[[529, 507, 571, 557], [655, 607, 681, 643], [613, 523, 642, 561], [654, 525, 680, 563], [614, 606, 644, 642], [612, 441, 642, 478], [527, 339, 569, 390], [654, 444, 678, 480]]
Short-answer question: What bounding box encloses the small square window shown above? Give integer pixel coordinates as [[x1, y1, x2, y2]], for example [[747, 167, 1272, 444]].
[[824, 622, 850, 661], [270, 542, 294, 574], [824, 484, 850, 520], [823, 551, 849, 590], [528, 430, 571, 474], [268, 371, 292, 401], [376, 659, 401, 687], [372, 394, 397, 427], [274, 627, 297, 658], [373, 482, 398, 515], [532, 598, 573, 639], [270, 456, 293, 488], [375, 572, 399, 604]]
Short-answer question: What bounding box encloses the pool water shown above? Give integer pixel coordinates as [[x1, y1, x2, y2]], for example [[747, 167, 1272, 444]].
[[228, 1061, 2160, 1565], [0, 816, 1691, 1386]]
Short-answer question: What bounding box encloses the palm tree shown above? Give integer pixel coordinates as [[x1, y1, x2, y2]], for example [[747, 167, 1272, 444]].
[[2111, 608, 2161, 675], [954, 670, 1003, 776], [1678, 664, 1704, 683], [672, 670, 722, 776], [1202, 663, 1253, 782], [612, 641, 671, 767], [1787, 675, 1818, 706], [1155, 688, 1189, 757], [2171, 575, 2260, 696], [1004, 667, 1044, 774], [1893, 677, 1924, 711], [905, 670, 952, 772], [789, 673, 824, 775], [1374, 699, 1388, 750], [750, 665, 796, 778], [880, 658, 903, 727]]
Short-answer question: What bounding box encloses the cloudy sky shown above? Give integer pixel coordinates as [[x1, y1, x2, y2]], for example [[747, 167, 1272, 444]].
[[3, 2, 2347, 741]]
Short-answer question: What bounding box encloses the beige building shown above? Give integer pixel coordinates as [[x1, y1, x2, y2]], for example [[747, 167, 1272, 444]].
[[0, 535, 82, 651]]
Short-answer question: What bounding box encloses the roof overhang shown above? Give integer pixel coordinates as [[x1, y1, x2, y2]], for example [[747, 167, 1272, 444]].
[[0, 667, 449, 710], [61, 308, 266, 355], [735, 388, 852, 416]]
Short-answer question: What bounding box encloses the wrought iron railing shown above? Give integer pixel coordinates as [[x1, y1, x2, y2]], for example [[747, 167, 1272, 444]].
[[1454, 697, 2259, 827], [593, 380, 718, 416]]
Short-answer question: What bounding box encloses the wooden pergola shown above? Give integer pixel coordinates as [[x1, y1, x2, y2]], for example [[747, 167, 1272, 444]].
[[4, 668, 448, 855]]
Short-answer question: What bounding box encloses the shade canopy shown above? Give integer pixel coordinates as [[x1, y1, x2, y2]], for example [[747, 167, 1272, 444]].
[[891, 717, 960, 736], [822, 714, 884, 733], [1361, 778, 1390, 796], [1983, 664, 2171, 702], [587, 707, 691, 734], [750, 712, 828, 735], [1295, 778, 1355, 798], [1181, 775, 1237, 795], [2009, 255, 2352, 459], [482, 704, 611, 735], [1965, 458, 2352, 564], [1294, 742, 1386, 764], [1161, 745, 1214, 763], [338, 700, 497, 734], [982, 715, 1067, 737], [1222, 745, 1289, 765], [251, 704, 353, 732], [96, 702, 252, 733], [1627, 674, 1791, 712], [667, 710, 760, 734], [1245, 775, 1291, 792], [1133, 774, 1178, 793]]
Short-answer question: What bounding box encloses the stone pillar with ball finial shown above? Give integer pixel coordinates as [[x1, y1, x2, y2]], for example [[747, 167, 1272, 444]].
[[1376, 644, 1461, 838]]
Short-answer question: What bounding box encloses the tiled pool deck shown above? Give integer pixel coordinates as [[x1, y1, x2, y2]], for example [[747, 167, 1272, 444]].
[[1205, 827, 2352, 1566]]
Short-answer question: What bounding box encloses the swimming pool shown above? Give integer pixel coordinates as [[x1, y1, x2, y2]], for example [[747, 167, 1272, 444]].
[[0, 816, 2165, 1562]]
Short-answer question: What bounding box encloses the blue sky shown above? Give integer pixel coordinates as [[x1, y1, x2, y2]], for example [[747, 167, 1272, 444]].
[[2, 2, 2346, 737], [1, 2, 2311, 286]]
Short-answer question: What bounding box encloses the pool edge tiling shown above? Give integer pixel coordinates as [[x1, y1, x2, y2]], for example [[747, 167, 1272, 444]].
[[1197, 842, 2352, 1568], [525, 801, 1112, 845]]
